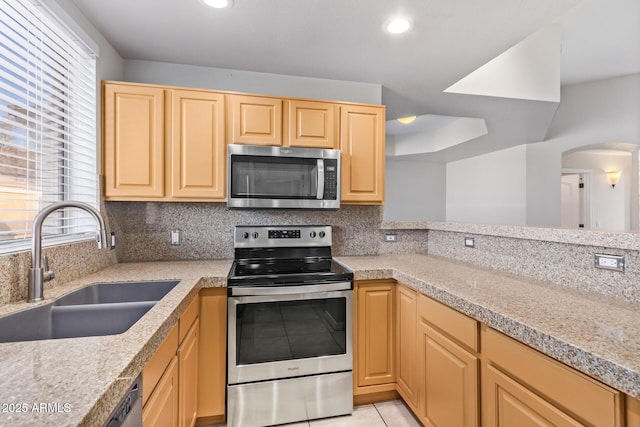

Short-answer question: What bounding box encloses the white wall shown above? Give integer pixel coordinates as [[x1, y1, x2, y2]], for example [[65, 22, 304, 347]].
[[383, 159, 446, 221], [446, 145, 527, 225], [123, 60, 381, 105], [526, 73, 640, 226], [562, 151, 632, 231]]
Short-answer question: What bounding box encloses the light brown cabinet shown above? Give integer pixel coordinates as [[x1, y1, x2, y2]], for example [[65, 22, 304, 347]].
[[416, 294, 479, 427], [482, 325, 624, 427], [143, 296, 200, 427], [143, 355, 179, 427], [353, 280, 396, 403], [103, 82, 226, 201], [169, 90, 226, 200], [196, 288, 227, 425], [340, 104, 385, 204], [284, 99, 338, 148], [395, 283, 418, 411], [227, 94, 283, 146], [103, 83, 165, 199]]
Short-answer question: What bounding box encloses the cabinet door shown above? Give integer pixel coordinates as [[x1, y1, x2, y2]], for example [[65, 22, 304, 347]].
[[396, 283, 418, 410], [197, 288, 227, 423], [179, 319, 199, 427], [483, 363, 582, 427], [340, 105, 385, 204], [143, 356, 179, 427], [284, 100, 337, 148], [170, 90, 225, 199], [227, 94, 282, 146], [418, 320, 478, 427], [103, 83, 165, 199], [355, 281, 395, 387]]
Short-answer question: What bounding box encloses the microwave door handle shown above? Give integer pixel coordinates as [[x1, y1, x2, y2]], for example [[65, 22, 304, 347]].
[[316, 159, 325, 199]]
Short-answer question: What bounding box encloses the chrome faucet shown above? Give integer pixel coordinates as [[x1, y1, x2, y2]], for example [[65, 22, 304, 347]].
[[28, 201, 109, 303]]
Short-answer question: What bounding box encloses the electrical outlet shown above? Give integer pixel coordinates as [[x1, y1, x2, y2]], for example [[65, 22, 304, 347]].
[[171, 230, 182, 245], [594, 254, 624, 272], [384, 233, 397, 242], [464, 237, 475, 248]]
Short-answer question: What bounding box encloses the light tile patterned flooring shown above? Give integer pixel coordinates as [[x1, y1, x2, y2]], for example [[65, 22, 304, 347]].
[[280, 400, 421, 427]]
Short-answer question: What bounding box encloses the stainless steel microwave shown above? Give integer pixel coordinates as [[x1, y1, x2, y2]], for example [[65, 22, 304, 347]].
[[227, 144, 341, 209]]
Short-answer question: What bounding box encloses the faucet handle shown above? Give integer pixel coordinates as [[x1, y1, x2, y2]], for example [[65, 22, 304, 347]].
[[43, 255, 55, 282]]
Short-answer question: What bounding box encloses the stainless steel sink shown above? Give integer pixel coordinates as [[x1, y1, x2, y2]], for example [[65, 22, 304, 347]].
[[0, 280, 180, 343]]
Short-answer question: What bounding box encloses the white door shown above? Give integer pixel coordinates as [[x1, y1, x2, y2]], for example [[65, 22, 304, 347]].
[[561, 174, 581, 228]]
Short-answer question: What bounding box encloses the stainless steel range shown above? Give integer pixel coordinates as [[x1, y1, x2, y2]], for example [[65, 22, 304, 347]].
[[227, 225, 354, 427]]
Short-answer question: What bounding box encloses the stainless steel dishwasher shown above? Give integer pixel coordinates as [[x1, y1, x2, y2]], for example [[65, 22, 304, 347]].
[[104, 374, 142, 427]]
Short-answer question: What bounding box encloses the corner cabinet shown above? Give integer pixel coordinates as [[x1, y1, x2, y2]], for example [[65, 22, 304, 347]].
[[103, 82, 226, 201], [142, 296, 200, 427], [340, 104, 385, 205]]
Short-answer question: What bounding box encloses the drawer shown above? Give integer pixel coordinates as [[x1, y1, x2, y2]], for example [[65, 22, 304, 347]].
[[142, 323, 179, 405], [179, 295, 199, 343], [418, 294, 478, 352], [482, 325, 624, 427]]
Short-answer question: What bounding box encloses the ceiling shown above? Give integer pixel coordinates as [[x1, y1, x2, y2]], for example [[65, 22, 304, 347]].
[[71, 0, 640, 161]]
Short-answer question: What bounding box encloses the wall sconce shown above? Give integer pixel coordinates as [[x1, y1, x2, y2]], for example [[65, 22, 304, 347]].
[[606, 171, 621, 188]]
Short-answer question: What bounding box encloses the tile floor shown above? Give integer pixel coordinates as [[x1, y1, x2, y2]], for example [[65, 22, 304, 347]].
[[279, 400, 421, 427]]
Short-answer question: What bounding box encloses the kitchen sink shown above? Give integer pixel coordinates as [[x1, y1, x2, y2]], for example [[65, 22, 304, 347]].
[[54, 280, 180, 306], [0, 280, 180, 343]]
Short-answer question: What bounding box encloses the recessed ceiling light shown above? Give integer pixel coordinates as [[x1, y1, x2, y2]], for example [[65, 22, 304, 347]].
[[201, 0, 233, 9], [385, 18, 412, 34], [397, 116, 416, 124]]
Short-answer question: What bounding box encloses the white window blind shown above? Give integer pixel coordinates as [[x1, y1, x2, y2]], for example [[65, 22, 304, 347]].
[[0, 0, 98, 254]]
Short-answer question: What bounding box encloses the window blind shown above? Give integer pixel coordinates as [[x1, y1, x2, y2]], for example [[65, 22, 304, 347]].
[[0, 0, 98, 254]]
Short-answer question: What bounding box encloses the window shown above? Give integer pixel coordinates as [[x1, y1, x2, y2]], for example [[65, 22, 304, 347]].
[[0, 0, 97, 254]]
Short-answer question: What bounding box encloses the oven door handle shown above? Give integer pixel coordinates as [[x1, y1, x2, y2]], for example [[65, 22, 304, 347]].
[[229, 281, 351, 296]]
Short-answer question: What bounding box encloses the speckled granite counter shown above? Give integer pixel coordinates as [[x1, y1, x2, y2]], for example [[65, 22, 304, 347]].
[[1, 254, 640, 426], [336, 254, 640, 399], [0, 260, 231, 427]]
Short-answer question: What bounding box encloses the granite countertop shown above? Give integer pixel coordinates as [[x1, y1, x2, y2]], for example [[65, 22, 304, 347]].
[[1, 254, 639, 426], [336, 254, 640, 399], [0, 260, 232, 427]]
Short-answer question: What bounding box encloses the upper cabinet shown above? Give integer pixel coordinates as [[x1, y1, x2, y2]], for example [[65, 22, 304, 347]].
[[103, 83, 165, 199], [340, 105, 385, 204], [226, 94, 283, 146], [169, 90, 225, 200], [284, 100, 338, 149], [103, 81, 385, 205], [103, 82, 226, 201]]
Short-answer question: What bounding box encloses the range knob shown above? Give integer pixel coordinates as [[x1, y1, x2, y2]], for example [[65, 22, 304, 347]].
[[252, 232, 259, 239], [309, 231, 317, 238], [319, 231, 326, 238], [242, 232, 249, 239]]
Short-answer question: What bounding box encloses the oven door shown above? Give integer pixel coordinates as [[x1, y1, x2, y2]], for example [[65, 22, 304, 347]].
[[227, 287, 352, 385]]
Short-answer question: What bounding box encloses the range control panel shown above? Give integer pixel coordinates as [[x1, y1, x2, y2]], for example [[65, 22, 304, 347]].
[[234, 225, 332, 248]]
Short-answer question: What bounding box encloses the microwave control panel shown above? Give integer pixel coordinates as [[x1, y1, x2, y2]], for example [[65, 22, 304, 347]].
[[324, 159, 338, 200]]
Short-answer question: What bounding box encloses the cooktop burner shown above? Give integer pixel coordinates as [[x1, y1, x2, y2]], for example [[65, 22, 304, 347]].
[[228, 225, 353, 287]]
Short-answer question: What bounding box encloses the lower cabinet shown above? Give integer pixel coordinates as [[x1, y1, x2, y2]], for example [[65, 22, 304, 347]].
[[142, 296, 200, 427], [416, 293, 479, 427], [353, 280, 396, 404], [143, 356, 179, 427], [395, 283, 418, 411], [196, 288, 227, 425], [482, 325, 624, 427]]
